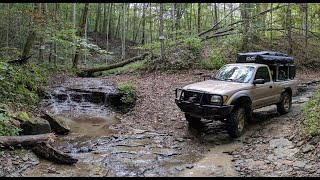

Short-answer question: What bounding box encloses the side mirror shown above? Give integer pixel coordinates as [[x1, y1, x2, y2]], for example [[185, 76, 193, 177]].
[[253, 79, 265, 85]]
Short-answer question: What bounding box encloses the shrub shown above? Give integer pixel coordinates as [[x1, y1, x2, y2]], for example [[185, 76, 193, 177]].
[[302, 87, 320, 136], [116, 82, 136, 105], [198, 49, 225, 70], [0, 112, 21, 136]]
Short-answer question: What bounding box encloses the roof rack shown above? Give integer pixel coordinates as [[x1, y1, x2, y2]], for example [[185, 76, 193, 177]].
[[236, 51, 294, 64]]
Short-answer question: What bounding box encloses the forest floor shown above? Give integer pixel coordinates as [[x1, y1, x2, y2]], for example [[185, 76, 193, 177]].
[[1, 68, 320, 177]]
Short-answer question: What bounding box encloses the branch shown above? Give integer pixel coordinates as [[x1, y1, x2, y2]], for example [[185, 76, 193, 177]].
[[198, 4, 241, 37], [199, 4, 287, 37], [201, 31, 239, 41]]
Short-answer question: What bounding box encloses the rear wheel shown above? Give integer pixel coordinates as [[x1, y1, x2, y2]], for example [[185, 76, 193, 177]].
[[227, 106, 246, 138], [277, 92, 292, 115], [185, 113, 202, 129]]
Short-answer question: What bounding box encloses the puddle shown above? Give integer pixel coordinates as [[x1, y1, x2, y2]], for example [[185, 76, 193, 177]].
[[57, 113, 121, 137], [178, 143, 241, 177]]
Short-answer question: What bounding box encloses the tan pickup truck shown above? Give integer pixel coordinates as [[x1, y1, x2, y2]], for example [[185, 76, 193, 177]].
[[175, 51, 298, 138]]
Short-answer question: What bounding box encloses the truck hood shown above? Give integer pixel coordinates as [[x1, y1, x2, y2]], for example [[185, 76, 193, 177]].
[[183, 80, 250, 95]]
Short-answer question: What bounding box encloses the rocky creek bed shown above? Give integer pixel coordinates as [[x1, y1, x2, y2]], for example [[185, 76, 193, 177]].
[[0, 70, 319, 177]]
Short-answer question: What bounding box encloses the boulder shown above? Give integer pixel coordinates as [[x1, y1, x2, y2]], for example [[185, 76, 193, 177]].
[[20, 118, 52, 135], [41, 111, 70, 135]]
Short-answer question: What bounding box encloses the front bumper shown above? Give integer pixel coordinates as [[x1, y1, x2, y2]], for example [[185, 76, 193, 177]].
[[175, 99, 234, 118]]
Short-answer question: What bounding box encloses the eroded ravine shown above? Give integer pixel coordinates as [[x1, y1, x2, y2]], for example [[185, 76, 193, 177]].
[[22, 77, 318, 177]]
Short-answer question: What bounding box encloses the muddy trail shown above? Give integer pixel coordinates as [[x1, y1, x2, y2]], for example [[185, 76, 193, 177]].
[[1, 70, 319, 177]]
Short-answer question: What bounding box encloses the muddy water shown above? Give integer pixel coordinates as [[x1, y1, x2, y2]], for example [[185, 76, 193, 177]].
[[178, 143, 240, 177]]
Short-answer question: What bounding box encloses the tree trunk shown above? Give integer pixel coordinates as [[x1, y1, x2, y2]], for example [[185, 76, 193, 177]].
[[72, 3, 76, 60], [270, 3, 273, 45], [94, 3, 101, 32], [38, 3, 46, 62], [214, 3, 218, 25], [159, 3, 164, 61], [21, 3, 38, 59], [197, 3, 201, 34], [172, 3, 176, 39], [149, 3, 153, 43], [132, 3, 137, 42], [81, 53, 148, 76], [241, 3, 249, 52], [103, 3, 107, 33], [53, 3, 58, 64], [286, 3, 292, 54], [176, 4, 181, 37], [0, 133, 55, 147], [33, 142, 78, 165], [121, 3, 126, 60], [142, 3, 146, 44], [73, 3, 89, 69], [106, 3, 112, 52], [189, 3, 192, 35]]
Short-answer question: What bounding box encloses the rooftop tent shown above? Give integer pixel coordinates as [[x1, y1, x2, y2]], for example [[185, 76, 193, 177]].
[[236, 51, 293, 64]]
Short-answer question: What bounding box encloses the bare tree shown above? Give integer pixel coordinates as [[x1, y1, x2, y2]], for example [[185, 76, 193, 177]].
[[94, 3, 101, 32], [198, 3, 201, 34], [159, 3, 164, 60], [73, 3, 89, 68], [121, 3, 126, 60], [142, 3, 146, 44]]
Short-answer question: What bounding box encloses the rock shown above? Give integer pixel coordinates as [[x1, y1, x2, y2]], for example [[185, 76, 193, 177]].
[[264, 160, 271, 164], [304, 165, 312, 170], [22, 156, 29, 162], [296, 140, 305, 147], [176, 138, 184, 142], [175, 167, 184, 171], [20, 118, 52, 135], [185, 164, 194, 169], [302, 144, 315, 153], [41, 111, 70, 135], [269, 138, 293, 149], [293, 161, 306, 169]]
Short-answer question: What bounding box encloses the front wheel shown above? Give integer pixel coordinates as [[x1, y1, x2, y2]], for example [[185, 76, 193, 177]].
[[277, 92, 292, 115], [185, 113, 202, 129], [227, 106, 246, 138]]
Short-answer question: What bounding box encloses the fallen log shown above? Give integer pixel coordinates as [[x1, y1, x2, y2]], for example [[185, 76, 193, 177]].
[[7, 55, 32, 65], [0, 133, 56, 147], [33, 142, 78, 165], [80, 52, 149, 76]]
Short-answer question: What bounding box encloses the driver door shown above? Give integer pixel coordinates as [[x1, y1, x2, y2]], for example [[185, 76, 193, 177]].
[[251, 67, 275, 109]]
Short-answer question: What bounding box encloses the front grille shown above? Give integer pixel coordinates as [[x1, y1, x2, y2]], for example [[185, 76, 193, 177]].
[[201, 94, 212, 105], [182, 90, 201, 103]]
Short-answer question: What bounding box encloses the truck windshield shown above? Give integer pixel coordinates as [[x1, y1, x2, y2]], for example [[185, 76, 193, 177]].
[[212, 65, 255, 83]]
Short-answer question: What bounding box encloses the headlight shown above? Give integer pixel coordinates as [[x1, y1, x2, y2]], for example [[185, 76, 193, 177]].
[[176, 89, 183, 99], [210, 95, 228, 104], [211, 95, 222, 103]]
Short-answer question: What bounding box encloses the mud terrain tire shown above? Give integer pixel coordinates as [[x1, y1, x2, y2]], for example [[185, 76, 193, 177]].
[[227, 106, 246, 138], [277, 92, 292, 115], [185, 113, 202, 129]]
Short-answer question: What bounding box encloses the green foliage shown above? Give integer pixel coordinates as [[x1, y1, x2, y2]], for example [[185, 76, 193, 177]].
[[18, 112, 29, 121], [116, 82, 136, 105], [142, 36, 202, 71], [0, 60, 76, 110], [302, 87, 320, 136], [198, 49, 225, 70], [0, 112, 21, 136], [102, 60, 146, 75]]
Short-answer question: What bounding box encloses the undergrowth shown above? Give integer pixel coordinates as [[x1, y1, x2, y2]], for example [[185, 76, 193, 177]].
[[302, 86, 320, 136]]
